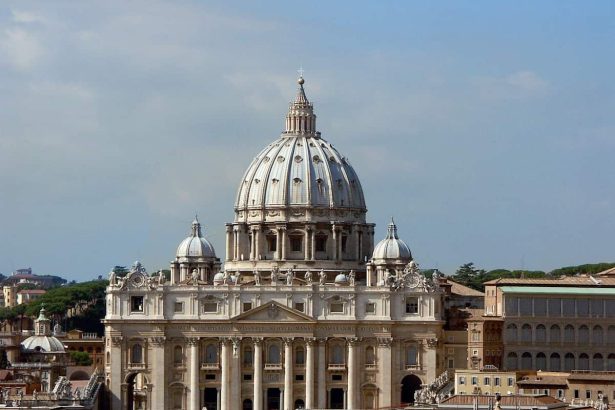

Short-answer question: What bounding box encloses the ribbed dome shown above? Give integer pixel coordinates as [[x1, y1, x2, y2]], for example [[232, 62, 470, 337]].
[[235, 77, 366, 213], [372, 219, 412, 261], [21, 335, 65, 353], [176, 217, 216, 259]]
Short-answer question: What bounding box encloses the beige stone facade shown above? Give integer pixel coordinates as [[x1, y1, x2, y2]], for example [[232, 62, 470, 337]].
[[103, 77, 445, 410]]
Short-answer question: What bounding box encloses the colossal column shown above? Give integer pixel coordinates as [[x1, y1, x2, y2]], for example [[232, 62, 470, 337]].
[[378, 337, 393, 407], [220, 338, 230, 410], [347, 337, 359, 409], [283, 338, 293, 410], [150, 337, 166, 410], [253, 338, 263, 410], [230, 338, 242, 409], [188, 337, 200, 410], [317, 338, 327, 409], [305, 338, 315, 410]]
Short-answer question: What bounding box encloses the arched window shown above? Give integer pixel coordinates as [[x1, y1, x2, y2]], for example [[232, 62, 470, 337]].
[[294, 399, 305, 409], [365, 346, 375, 365], [205, 344, 218, 364], [578, 325, 589, 343], [506, 324, 517, 342], [579, 353, 589, 370], [536, 352, 547, 370], [564, 325, 575, 343], [295, 347, 305, 365], [331, 345, 344, 364], [535, 325, 546, 343], [593, 353, 603, 371], [406, 345, 418, 367], [608, 354, 615, 371], [243, 399, 253, 410], [593, 326, 604, 345], [106, 351, 110, 365], [131, 344, 143, 364], [564, 353, 575, 371], [268, 344, 281, 364], [521, 352, 532, 369], [173, 346, 183, 365], [506, 352, 518, 370], [550, 325, 561, 343], [521, 324, 532, 342], [549, 353, 560, 371]]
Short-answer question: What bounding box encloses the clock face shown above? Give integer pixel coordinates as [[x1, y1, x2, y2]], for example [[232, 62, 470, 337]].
[[405, 272, 420, 288], [131, 273, 146, 287]]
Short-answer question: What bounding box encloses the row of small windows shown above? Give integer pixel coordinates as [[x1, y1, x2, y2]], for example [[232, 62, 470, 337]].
[[459, 376, 515, 387], [505, 324, 615, 344], [506, 352, 615, 371], [505, 297, 615, 317]]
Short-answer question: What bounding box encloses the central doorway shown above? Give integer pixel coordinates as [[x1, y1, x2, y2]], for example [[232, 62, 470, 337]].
[[204, 388, 217, 410], [401, 374, 422, 405], [330, 388, 344, 409], [267, 388, 281, 410]]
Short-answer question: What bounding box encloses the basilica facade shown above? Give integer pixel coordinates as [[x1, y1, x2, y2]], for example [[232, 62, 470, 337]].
[[104, 77, 445, 410]]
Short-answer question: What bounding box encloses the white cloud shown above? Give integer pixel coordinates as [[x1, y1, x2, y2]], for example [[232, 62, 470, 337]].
[[0, 28, 43, 71], [474, 70, 549, 100], [11, 10, 45, 24]]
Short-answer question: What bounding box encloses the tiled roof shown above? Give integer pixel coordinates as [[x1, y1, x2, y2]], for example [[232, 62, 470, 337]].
[[484, 276, 615, 286], [449, 280, 485, 297], [440, 395, 564, 407], [516, 376, 568, 386]]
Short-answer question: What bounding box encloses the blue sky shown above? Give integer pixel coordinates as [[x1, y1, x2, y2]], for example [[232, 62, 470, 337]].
[[0, 1, 613, 281]]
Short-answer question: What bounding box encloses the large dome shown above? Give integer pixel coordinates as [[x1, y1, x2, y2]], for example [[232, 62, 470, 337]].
[[234, 77, 366, 214]]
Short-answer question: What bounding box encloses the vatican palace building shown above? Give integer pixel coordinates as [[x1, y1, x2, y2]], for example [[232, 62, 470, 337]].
[[104, 77, 446, 410]]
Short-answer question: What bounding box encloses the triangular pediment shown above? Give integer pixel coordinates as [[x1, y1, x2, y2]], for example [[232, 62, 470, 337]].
[[233, 301, 316, 323]]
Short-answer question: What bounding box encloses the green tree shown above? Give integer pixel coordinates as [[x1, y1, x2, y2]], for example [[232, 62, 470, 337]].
[[69, 351, 93, 366], [450, 262, 487, 291]]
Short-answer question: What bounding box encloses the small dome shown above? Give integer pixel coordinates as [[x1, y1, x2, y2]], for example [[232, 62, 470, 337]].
[[21, 335, 65, 353], [334, 272, 349, 285], [213, 272, 225, 285], [372, 219, 412, 261], [176, 217, 216, 259]]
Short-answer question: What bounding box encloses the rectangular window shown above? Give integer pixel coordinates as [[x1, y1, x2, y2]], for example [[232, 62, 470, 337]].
[[505, 297, 519, 316], [562, 298, 575, 316], [330, 303, 344, 313], [471, 332, 480, 342], [586, 390, 591, 399], [534, 299, 546, 316], [548, 298, 562, 316], [508, 378, 514, 387], [484, 377, 490, 385], [459, 376, 466, 385], [295, 374, 304, 381], [243, 374, 252, 381], [519, 297, 532, 316], [577, 299, 589, 317], [294, 302, 305, 312], [202, 302, 218, 313], [574, 390, 579, 399], [494, 377, 500, 386], [405, 297, 419, 314], [290, 236, 302, 252], [448, 358, 454, 369], [174, 302, 183, 313], [365, 303, 376, 314], [472, 377, 478, 385], [591, 299, 604, 317], [332, 374, 343, 381], [557, 389, 564, 399], [267, 235, 277, 252], [341, 235, 348, 253], [130, 296, 144, 312], [243, 302, 253, 312], [205, 374, 216, 380]]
